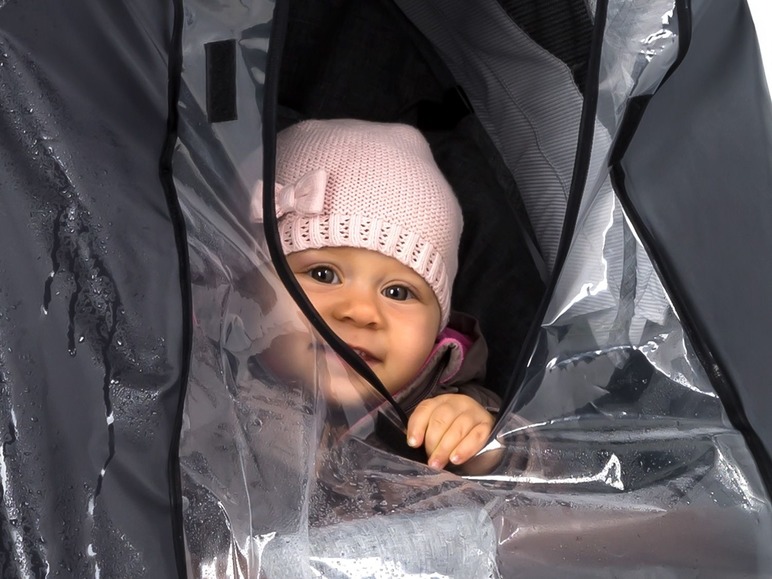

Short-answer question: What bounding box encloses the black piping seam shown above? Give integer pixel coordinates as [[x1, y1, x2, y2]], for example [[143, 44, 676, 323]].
[[160, 0, 190, 575], [260, 0, 409, 427], [496, 0, 610, 423], [608, 0, 772, 497]]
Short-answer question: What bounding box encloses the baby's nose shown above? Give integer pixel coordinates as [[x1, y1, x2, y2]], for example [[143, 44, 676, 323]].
[[334, 289, 382, 327]]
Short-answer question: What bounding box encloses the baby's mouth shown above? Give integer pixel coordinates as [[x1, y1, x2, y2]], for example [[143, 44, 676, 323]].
[[309, 343, 380, 364], [350, 347, 379, 364]]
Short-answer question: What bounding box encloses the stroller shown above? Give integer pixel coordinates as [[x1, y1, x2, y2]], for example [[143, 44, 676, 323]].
[[1, 0, 771, 576]]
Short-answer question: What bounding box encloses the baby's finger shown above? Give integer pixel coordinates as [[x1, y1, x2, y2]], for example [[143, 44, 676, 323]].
[[426, 414, 476, 469], [422, 402, 468, 458], [446, 423, 493, 466], [406, 397, 441, 448]]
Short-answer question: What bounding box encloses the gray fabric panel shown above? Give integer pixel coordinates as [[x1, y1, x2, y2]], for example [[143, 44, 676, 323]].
[[397, 0, 670, 340], [545, 1, 673, 338], [394, 0, 587, 270], [0, 0, 182, 576]]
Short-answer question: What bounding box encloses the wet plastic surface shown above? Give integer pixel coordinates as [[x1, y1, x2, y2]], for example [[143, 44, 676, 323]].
[[177, 1, 772, 577], [0, 0, 182, 576]]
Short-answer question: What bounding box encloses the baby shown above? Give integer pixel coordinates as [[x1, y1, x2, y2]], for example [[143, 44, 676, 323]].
[[255, 119, 499, 469]]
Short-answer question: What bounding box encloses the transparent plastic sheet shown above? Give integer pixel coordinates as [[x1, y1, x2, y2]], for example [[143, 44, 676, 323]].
[[175, 1, 772, 578], [490, 0, 772, 574]]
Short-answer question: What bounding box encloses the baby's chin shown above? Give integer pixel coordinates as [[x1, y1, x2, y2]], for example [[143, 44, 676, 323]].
[[318, 362, 387, 408], [265, 338, 405, 409]]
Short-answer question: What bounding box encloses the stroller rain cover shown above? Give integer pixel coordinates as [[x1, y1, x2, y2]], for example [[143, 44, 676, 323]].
[[1, 0, 772, 577]]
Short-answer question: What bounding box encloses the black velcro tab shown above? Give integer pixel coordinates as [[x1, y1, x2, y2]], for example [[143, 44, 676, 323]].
[[205, 40, 237, 123]]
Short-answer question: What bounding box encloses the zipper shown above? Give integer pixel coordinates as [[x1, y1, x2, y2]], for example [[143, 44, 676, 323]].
[[160, 0, 190, 574], [260, 0, 409, 428]]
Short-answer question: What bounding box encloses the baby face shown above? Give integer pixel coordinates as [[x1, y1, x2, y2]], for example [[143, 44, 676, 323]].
[[286, 247, 441, 400]]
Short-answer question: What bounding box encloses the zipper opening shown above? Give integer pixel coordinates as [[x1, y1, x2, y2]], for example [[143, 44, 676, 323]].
[[260, 0, 409, 428], [495, 0, 611, 425], [161, 0, 191, 574]]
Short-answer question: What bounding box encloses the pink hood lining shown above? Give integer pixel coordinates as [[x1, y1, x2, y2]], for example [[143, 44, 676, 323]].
[[419, 326, 473, 385]]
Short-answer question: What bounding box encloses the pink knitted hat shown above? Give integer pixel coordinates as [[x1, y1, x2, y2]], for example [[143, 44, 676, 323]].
[[253, 119, 463, 328]]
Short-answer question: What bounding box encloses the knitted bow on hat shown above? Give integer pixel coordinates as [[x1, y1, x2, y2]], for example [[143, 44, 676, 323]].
[[250, 168, 327, 222]]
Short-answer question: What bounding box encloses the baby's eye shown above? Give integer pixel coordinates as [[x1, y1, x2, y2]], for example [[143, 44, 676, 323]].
[[307, 266, 339, 284], [382, 285, 414, 301]]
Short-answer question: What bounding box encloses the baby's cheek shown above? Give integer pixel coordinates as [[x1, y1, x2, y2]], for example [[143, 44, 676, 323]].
[[417, 320, 441, 363], [260, 333, 314, 383], [395, 330, 439, 387]]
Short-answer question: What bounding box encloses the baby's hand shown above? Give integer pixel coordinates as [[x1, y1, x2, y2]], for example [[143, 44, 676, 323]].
[[406, 393, 494, 469]]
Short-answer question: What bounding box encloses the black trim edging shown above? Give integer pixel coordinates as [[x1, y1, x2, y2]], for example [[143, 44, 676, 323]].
[[159, 0, 192, 575]]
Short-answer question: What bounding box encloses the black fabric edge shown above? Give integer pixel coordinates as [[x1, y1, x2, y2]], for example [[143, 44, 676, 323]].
[[608, 0, 772, 497], [160, 0, 191, 575], [261, 0, 409, 427], [497, 0, 610, 419]]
